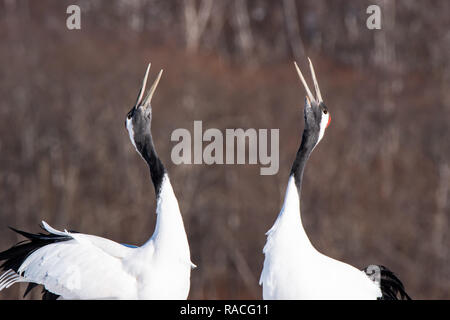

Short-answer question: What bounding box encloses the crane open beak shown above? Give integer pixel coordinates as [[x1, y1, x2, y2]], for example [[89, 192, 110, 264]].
[[142, 69, 163, 109], [134, 63, 163, 109], [294, 61, 315, 103], [307, 58, 323, 103], [294, 58, 323, 105], [134, 63, 151, 107]]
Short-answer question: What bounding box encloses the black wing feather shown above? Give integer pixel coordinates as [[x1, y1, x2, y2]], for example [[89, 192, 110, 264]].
[[0, 224, 73, 299], [363, 265, 411, 300]]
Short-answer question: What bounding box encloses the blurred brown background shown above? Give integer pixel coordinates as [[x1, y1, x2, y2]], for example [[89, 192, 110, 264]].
[[0, 0, 449, 299]]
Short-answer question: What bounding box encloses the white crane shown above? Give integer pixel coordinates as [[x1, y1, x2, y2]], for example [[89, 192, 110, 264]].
[[0, 63, 195, 299], [259, 59, 410, 300]]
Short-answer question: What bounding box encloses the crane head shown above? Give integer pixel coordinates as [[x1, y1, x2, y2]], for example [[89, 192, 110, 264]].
[[125, 63, 163, 149], [294, 58, 330, 146]]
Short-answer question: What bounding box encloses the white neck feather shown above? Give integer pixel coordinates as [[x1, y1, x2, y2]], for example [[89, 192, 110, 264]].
[[143, 174, 191, 259], [317, 112, 329, 145], [266, 176, 315, 253]]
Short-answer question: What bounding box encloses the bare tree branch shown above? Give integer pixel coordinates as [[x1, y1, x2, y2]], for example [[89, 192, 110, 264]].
[[282, 0, 306, 60], [233, 0, 254, 62], [184, 0, 214, 52]]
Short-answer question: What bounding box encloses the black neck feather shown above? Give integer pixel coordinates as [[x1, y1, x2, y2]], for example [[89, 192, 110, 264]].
[[135, 134, 166, 196], [289, 129, 317, 195]]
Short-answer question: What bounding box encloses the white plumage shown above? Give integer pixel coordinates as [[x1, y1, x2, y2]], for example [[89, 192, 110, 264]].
[[260, 177, 382, 300], [0, 176, 194, 299], [0, 174, 193, 299], [259, 59, 408, 300], [0, 64, 194, 299]]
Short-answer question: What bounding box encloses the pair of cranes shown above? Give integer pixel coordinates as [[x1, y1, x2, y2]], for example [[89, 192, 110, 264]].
[[0, 60, 410, 300]]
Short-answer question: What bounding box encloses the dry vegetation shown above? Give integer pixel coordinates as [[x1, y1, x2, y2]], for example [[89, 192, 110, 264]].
[[0, 0, 449, 299]]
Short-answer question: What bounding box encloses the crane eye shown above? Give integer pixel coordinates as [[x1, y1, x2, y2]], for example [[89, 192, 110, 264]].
[[323, 109, 328, 114], [127, 109, 135, 119]]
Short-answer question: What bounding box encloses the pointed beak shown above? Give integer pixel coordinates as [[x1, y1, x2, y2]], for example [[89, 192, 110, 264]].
[[308, 58, 323, 103], [294, 61, 315, 103], [132, 63, 164, 114], [134, 63, 152, 108], [293, 58, 324, 105], [142, 69, 163, 109]]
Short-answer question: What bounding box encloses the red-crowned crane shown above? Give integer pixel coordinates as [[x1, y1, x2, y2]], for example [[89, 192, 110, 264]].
[[0, 64, 195, 299], [259, 59, 410, 300]]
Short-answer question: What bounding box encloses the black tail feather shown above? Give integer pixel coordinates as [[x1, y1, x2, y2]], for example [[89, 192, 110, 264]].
[[0, 225, 72, 273], [42, 288, 60, 300], [23, 282, 60, 300], [23, 282, 38, 298], [363, 265, 411, 300], [0, 224, 72, 300]]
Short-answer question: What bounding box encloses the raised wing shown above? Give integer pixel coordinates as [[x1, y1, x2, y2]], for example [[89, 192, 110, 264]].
[[0, 221, 138, 299]]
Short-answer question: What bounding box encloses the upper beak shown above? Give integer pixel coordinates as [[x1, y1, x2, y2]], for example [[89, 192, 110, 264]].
[[134, 63, 151, 107], [293, 58, 324, 105], [141, 69, 163, 109], [134, 63, 164, 109]]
